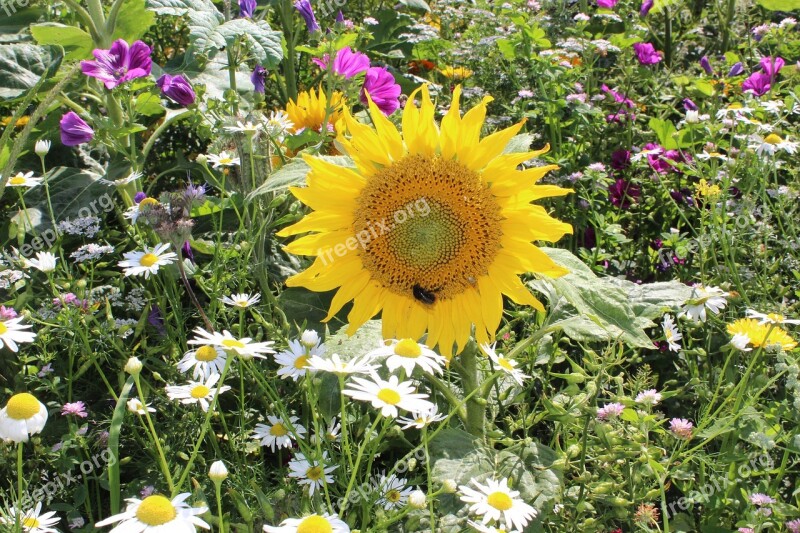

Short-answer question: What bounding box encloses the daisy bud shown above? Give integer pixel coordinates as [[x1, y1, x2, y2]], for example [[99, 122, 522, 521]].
[[408, 489, 426, 509], [441, 479, 458, 493], [300, 329, 319, 348], [195, 153, 208, 166], [209, 460, 228, 482], [35, 139, 51, 156], [125, 357, 143, 375]]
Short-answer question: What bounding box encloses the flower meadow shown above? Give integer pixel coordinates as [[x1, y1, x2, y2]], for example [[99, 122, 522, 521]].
[[1, 0, 800, 531]]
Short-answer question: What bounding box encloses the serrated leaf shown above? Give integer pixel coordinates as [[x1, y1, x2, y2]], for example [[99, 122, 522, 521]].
[[145, 0, 218, 16], [0, 43, 64, 98], [29, 24, 92, 61], [503, 133, 535, 153], [189, 15, 282, 67], [325, 320, 383, 356], [134, 91, 165, 116], [247, 155, 354, 200]]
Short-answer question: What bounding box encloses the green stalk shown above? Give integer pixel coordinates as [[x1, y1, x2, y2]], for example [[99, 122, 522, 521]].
[[134, 375, 175, 494], [456, 343, 485, 436], [281, 0, 298, 102], [16, 442, 23, 533]]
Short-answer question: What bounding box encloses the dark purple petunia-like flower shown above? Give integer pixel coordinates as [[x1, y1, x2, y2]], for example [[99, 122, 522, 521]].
[[700, 56, 713, 75], [156, 74, 196, 106], [610, 149, 631, 170], [742, 72, 771, 97], [633, 42, 662, 65], [608, 178, 641, 209], [683, 98, 698, 111], [60, 112, 94, 146], [294, 0, 320, 32], [639, 0, 653, 16], [361, 66, 401, 115], [81, 39, 152, 89], [251, 65, 267, 94], [239, 0, 256, 17], [333, 47, 370, 79]]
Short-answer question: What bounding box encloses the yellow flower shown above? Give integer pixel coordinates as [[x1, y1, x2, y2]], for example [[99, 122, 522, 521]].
[[286, 86, 345, 133], [278, 85, 572, 356], [727, 318, 797, 351], [695, 179, 721, 198], [1, 115, 30, 128], [440, 66, 474, 80]]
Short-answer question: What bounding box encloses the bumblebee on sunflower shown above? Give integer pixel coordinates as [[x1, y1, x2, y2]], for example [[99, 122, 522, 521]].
[[278, 85, 572, 356]]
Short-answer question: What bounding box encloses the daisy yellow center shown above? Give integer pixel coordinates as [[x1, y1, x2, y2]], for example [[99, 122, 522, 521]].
[[665, 330, 674, 341], [354, 154, 502, 301], [9, 177, 26, 185], [135, 495, 177, 526], [219, 157, 233, 164], [394, 339, 422, 358], [222, 339, 245, 349], [294, 355, 310, 369], [377, 388, 401, 405], [270, 423, 288, 437], [0, 322, 7, 334], [6, 393, 40, 420], [497, 357, 515, 372], [387, 489, 402, 502], [139, 197, 159, 208], [139, 253, 159, 267], [190, 385, 210, 399], [195, 345, 219, 362], [487, 491, 514, 511], [22, 517, 40, 528], [765, 133, 783, 145], [297, 515, 332, 533], [306, 465, 324, 481]]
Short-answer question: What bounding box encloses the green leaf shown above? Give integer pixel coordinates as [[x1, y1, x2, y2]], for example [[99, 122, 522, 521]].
[[757, 0, 800, 9], [189, 15, 283, 67], [496, 38, 517, 61], [648, 117, 679, 149], [247, 156, 354, 200], [111, 0, 156, 41], [650, 0, 681, 14], [693, 79, 715, 97], [0, 43, 64, 98], [325, 320, 384, 356], [503, 133, 535, 153], [146, 0, 218, 16], [22, 167, 110, 228], [605, 278, 693, 320], [134, 91, 165, 117], [30, 23, 93, 61], [397, 0, 431, 12]]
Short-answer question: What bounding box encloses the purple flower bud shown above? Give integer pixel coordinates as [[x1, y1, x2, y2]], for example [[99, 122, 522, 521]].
[[727, 62, 743, 77], [251, 65, 267, 94], [336, 10, 344, 22], [294, 0, 320, 33], [60, 112, 94, 146], [134, 192, 147, 203], [239, 0, 256, 17], [699, 56, 713, 75], [182, 240, 195, 264], [639, 0, 653, 16], [156, 74, 196, 106], [682, 98, 698, 111], [633, 42, 662, 65]]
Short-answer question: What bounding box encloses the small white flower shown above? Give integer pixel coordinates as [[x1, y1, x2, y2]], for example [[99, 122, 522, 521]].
[[113, 170, 143, 186], [377, 473, 414, 510], [459, 477, 537, 531], [679, 285, 728, 323], [0, 392, 48, 443], [0, 316, 36, 352], [187, 327, 275, 360], [5, 171, 42, 188], [34, 140, 51, 157], [206, 150, 241, 168], [219, 292, 261, 308], [263, 513, 350, 532], [118, 243, 177, 279], [635, 389, 662, 406], [745, 309, 800, 326], [24, 252, 58, 273], [263, 111, 294, 141], [481, 343, 530, 386], [224, 121, 262, 136], [306, 352, 378, 376], [342, 374, 433, 418], [71, 243, 114, 262], [252, 415, 306, 452], [165, 374, 231, 412], [408, 489, 427, 509], [126, 398, 155, 415], [0, 502, 60, 532], [177, 344, 227, 380], [662, 314, 682, 352], [300, 329, 320, 349], [397, 404, 446, 429], [750, 133, 799, 157], [368, 338, 445, 376], [274, 339, 324, 381], [95, 493, 209, 531], [730, 332, 753, 351], [209, 460, 229, 481], [287, 452, 337, 496]]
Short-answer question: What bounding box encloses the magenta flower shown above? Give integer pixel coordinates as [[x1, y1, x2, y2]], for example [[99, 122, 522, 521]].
[[333, 47, 370, 79], [760, 56, 785, 77], [597, 0, 618, 7], [156, 74, 196, 106], [600, 84, 635, 108], [610, 149, 631, 170], [239, 0, 256, 17], [0, 306, 18, 320], [669, 418, 693, 439], [700, 56, 713, 75], [361, 67, 401, 115], [80, 39, 152, 89], [293, 0, 320, 32], [251, 65, 267, 94], [639, 0, 653, 16], [742, 72, 771, 96], [633, 42, 662, 65], [311, 53, 330, 70], [60, 112, 94, 146], [749, 493, 776, 506], [608, 178, 641, 209], [61, 401, 88, 418]]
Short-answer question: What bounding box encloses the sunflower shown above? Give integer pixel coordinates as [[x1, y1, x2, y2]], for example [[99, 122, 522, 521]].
[[278, 85, 572, 355], [286, 86, 345, 133]]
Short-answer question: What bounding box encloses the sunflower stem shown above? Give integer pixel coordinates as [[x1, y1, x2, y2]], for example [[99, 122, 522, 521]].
[[457, 342, 485, 437]]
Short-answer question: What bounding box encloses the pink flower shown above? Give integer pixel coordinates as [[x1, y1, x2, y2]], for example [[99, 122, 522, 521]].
[[760, 56, 785, 77], [61, 401, 88, 418], [60, 112, 94, 146], [333, 47, 370, 79], [597, 0, 618, 6], [360, 67, 401, 115], [597, 402, 625, 420], [749, 493, 776, 506], [0, 306, 18, 320], [81, 39, 152, 89], [311, 53, 330, 70], [633, 42, 662, 65], [742, 72, 772, 96], [669, 418, 693, 439]]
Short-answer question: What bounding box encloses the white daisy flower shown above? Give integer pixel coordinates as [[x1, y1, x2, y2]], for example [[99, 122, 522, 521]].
[[397, 404, 446, 429], [307, 352, 378, 376], [118, 243, 178, 279], [252, 415, 306, 452], [631, 145, 663, 163], [5, 171, 43, 188], [165, 374, 230, 412], [287, 451, 338, 496], [745, 309, 800, 326], [263, 513, 350, 532], [368, 339, 445, 376], [0, 392, 48, 443], [177, 344, 228, 380], [715, 104, 753, 120], [34, 140, 51, 157], [1, 502, 60, 532], [679, 285, 728, 323], [459, 477, 537, 531], [695, 151, 729, 162], [730, 332, 753, 351], [760, 100, 785, 115], [24, 252, 58, 273], [750, 133, 799, 157], [635, 389, 662, 406], [662, 315, 682, 352], [187, 327, 275, 360], [343, 374, 433, 418], [481, 343, 530, 386], [219, 292, 261, 308], [113, 170, 143, 186], [224, 121, 262, 136], [126, 398, 156, 415], [95, 493, 209, 531], [123, 197, 160, 224], [0, 316, 36, 352], [321, 416, 341, 442], [263, 110, 294, 141], [377, 473, 414, 510], [467, 520, 523, 533], [275, 339, 324, 381], [206, 151, 241, 168]]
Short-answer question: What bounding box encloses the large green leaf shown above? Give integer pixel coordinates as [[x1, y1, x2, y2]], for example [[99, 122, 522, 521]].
[[145, 0, 217, 16], [0, 8, 48, 42], [530, 248, 656, 349], [0, 43, 64, 98], [112, 0, 156, 41], [325, 320, 384, 357], [29, 24, 93, 61], [189, 14, 282, 67], [757, 0, 800, 9], [22, 167, 110, 228]]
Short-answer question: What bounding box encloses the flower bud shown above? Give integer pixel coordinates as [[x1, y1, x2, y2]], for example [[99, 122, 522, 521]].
[[408, 489, 426, 509], [300, 329, 319, 348], [209, 460, 228, 482], [441, 479, 457, 493], [125, 357, 142, 375], [35, 139, 51, 157]]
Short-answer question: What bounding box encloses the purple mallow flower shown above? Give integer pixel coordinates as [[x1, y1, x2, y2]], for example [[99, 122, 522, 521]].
[[251, 65, 267, 94], [61, 401, 88, 418], [596, 0, 618, 7], [742, 72, 771, 97], [700, 56, 713, 75], [81, 39, 152, 90], [294, 0, 320, 33], [156, 74, 196, 106], [639, 0, 653, 16], [610, 149, 631, 170], [361, 66, 401, 115], [333, 47, 370, 79], [633, 42, 662, 65], [239, 0, 256, 17], [683, 98, 698, 111], [728, 62, 743, 77], [60, 112, 94, 146]]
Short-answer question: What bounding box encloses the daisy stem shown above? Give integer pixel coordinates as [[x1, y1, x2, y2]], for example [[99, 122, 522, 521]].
[[214, 481, 225, 533], [422, 427, 435, 533], [341, 415, 383, 510], [133, 375, 175, 494], [16, 442, 23, 533], [338, 374, 354, 470]]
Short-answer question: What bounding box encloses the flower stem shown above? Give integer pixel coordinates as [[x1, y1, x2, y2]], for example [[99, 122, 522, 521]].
[[134, 375, 175, 494], [16, 442, 23, 533], [456, 342, 485, 436]]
